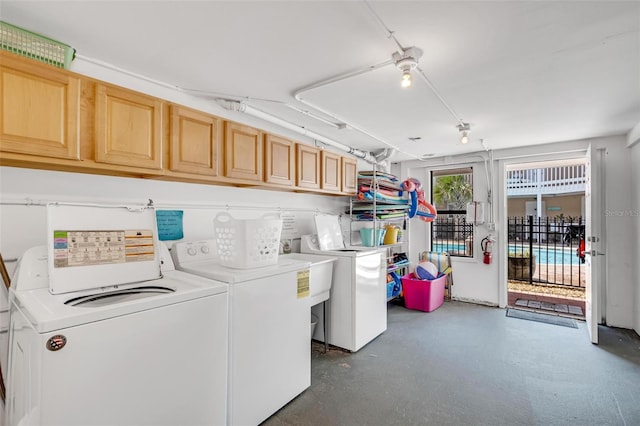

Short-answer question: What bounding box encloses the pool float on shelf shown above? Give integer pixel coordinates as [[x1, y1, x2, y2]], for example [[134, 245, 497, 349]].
[[402, 178, 437, 222]]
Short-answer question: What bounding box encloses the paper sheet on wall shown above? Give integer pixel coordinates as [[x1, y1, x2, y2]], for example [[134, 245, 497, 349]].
[[156, 210, 184, 241], [280, 212, 298, 239]]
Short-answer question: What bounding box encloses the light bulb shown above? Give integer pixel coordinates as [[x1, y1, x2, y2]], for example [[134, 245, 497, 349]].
[[401, 71, 412, 88], [460, 131, 469, 144]]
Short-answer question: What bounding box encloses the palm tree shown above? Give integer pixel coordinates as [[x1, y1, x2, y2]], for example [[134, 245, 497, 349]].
[[433, 175, 472, 210]]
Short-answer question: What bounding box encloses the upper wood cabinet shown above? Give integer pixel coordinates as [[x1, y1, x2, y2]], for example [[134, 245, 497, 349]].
[[264, 133, 295, 186], [341, 157, 358, 194], [296, 144, 320, 189], [321, 151, 341, 192], [0, 52, 80, 160], [0, 53, 353, 196], [169, 105, 222, 176], [224, 121, 263, 181], [95, 84, 163, 170]]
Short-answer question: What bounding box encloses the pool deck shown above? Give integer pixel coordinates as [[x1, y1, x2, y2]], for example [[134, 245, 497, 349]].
[[536, 264, 586, 287]]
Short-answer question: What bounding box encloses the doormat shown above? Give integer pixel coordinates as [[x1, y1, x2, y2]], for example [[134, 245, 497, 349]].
[[506, 308, 578, 328]]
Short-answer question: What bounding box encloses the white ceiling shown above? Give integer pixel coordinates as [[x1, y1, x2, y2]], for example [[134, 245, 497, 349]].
[[2, 1, 639, 162]]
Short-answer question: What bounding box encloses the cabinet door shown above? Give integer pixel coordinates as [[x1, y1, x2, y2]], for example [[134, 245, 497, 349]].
[[321, 151, 341, 192], [0, 52, 80, 159], [95, 84, 163, 170], [224, 121, 262, 181], [341, 157, 358, 194], [296, 144, 320, 189], [264, 134, 295, 186], [170, 105, 221, 176]]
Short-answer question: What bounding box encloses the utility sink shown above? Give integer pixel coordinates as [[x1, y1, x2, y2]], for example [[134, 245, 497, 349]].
[[281, 253, 337, 306]]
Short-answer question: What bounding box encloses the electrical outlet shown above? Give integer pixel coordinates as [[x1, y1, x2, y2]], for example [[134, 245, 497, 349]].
[[487, 222, 496, 231]]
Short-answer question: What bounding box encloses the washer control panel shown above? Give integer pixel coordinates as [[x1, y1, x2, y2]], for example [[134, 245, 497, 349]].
[[172, 240, 216, 265], [300, 234, 321, 252]]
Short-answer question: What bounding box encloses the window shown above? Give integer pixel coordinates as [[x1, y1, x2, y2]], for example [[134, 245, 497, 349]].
[[431, 167, 473, 257]]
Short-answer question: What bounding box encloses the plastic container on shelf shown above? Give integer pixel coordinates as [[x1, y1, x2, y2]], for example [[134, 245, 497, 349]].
[[383, 225, 399, 245], [214, 212, 282, 268], [360, 228, 386, 247], [401, 273, 447, 312]]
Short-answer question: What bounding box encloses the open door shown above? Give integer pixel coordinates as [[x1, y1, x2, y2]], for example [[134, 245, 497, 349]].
[[584, 145, 604, 344]]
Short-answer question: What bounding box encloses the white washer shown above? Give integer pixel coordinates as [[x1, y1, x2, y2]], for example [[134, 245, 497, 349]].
[[301, 234, 386, 352], [5, 205, 229, 426], [171, 240, 311, 426]]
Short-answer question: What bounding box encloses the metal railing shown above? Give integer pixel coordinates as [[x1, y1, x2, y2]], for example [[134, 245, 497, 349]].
[[432, 214, 473, 257], [508, 215, 585, 287], [507, 164, 585, 196]]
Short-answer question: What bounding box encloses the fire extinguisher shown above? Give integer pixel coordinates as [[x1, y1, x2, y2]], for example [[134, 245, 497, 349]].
[[481, 236, 493, 265], [577, 238, 586, 264]]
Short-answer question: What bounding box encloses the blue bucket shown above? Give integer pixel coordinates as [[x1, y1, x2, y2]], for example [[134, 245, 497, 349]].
[[360, 228, 386, 247]]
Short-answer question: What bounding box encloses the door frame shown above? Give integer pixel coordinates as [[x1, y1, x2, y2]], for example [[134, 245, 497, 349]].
[[497, 150, 596, 310], [585, 146, 607, 343]]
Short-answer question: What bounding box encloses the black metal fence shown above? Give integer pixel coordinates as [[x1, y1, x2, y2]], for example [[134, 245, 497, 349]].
[[432, 214, 474, 257], [507, 215, 585, 287]]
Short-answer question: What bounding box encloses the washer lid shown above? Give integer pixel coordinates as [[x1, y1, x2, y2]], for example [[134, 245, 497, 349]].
[[300, 234, 379, 257], [46, 204, 162, 294], [12, 269, 228, 333], [314, 214, 345, 251]]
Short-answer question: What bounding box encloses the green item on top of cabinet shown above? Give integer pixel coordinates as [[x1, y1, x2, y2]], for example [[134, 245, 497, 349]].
[[0, 21, 75, 68]]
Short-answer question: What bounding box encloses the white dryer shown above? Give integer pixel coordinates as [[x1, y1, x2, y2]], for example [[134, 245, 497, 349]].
[[301, 234, 386, 352], [5, 205, 229, 426], [172, 240, 312, 426]]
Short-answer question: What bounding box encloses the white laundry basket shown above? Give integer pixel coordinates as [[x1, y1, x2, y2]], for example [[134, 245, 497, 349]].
[[214, 212, 282, 269]]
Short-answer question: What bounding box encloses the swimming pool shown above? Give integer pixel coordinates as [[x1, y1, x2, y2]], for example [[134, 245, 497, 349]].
[[432, 243, 581, 265]]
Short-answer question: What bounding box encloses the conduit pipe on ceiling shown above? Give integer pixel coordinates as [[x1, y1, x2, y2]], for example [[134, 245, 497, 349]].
[[293, 88, 416, 160], [362, 1, 466, 127], [216, 99, 380, 164], [414, 67, 465, 127], [292, 60, 417, 160], [293, 60, 393, 97], [181, 87, 347, 130]]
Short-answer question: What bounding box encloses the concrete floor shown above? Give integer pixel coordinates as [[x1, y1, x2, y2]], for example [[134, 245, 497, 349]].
[[263, 301, 640, 426]]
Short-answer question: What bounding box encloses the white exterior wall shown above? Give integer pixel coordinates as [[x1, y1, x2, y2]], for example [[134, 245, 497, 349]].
[[401, 136, 636, 328]]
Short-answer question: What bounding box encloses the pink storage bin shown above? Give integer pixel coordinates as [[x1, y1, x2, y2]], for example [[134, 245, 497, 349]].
[[401, 273, 446, 312]]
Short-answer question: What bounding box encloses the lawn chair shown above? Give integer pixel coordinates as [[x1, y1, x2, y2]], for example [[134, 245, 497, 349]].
[[419, 251, 453, 300]]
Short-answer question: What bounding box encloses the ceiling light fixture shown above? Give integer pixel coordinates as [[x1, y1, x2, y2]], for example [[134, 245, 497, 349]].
[[289, 2, 478, 158], [457, 122, 471, 144], [401, 70, 412, 88], [393, 47, 422, 89]]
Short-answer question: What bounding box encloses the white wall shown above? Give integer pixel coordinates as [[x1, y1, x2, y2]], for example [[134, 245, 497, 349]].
[[400, 136, 637, 329], [600, 140, 634, 327], [403, 154, 500, 306], [0, 167, 349, 275]]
